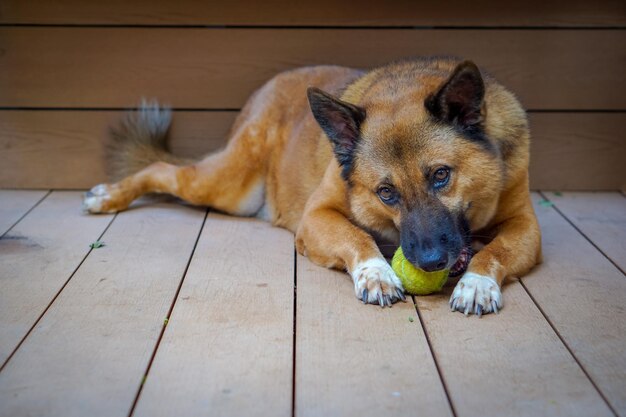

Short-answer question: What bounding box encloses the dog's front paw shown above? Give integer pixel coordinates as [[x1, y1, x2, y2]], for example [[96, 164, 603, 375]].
[[82, 184, 118, 214], [449, 272, 502, 317], [351, 258, 406, 307]]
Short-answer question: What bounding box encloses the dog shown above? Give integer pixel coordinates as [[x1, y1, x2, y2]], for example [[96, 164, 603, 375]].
[[83, 57, 542, 316]]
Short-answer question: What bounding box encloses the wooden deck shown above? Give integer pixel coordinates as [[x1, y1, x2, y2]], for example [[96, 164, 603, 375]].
[[0, 190, 624, 417]]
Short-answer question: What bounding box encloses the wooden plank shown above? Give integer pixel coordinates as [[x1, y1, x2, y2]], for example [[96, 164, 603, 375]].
[[0, 191, 112, 365], [542, 192, 626, 271], [1, 0, 624, 27], [0, 201, 206, 417], [0, 110, 233, 188], [416, 285, 613, 415], [1, 111, 625, 191], [0, 28, 624, 110], [295, 255, 452, 417], [0, 189, 47, 235], [529, 114, 626, 191], [522, 193, 626, 414], [133, 213, 294, 417]]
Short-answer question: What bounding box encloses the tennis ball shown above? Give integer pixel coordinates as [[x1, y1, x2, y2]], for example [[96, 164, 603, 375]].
[[391, 247, 449, 295]]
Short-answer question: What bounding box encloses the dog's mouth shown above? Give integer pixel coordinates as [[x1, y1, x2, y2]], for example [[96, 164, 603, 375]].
[[449, 246, 472, 277]]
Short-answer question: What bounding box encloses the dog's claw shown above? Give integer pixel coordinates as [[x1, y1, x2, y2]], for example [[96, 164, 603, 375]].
[[491, 300, 499, 314], [362, 289, 368, 304], [476, 304, 483, 318], [396, 289, 406, 302], [377, 294, 384, 307]]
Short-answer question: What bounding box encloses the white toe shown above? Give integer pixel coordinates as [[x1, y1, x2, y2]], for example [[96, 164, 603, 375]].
[[83, 184, 115, 214], [449, 272, 502, 316], [351, 258, 405, 307]]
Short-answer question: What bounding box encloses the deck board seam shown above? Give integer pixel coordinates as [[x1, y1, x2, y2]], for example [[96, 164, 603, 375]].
[[291, 248, 297, 417], [518, 279, 619, 417], [413, 297, 457, 417], [126, 207, 210, 417], [0, 205, 118, 372], [539, 191, 626, 276], [2, 24, 626, 30], [0, 190, 51, 238]]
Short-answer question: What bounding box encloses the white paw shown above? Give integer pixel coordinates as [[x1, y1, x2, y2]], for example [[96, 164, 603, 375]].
[[351, 258, 406, 307], [82, 184, 115, 214], [449, 272, 502, 316]]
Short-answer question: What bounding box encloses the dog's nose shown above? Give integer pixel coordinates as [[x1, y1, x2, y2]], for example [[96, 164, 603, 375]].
[[417, 248, 448, 272]]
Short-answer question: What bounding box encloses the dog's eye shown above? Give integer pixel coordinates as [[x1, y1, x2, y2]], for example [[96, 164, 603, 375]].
[[377, 186, 399, 205], [432, 167, 450, 189]]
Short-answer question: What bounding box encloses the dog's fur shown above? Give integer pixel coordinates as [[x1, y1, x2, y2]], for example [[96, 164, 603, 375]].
[[84, 57, 542, 315]]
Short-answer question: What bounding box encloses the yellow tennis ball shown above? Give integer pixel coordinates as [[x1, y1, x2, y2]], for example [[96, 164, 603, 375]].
[[391, 247, 449, 295]]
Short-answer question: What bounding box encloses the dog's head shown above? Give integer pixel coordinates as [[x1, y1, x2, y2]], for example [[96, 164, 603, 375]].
[[308, 61, 505, 275]]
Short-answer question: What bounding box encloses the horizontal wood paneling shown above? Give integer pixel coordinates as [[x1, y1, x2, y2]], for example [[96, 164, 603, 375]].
[[0, 28, 624, 110], [1, 110, 623, 190], [1, 0, 624, 27], [529, 113, 626, 191], [0, 111, 234, 188]]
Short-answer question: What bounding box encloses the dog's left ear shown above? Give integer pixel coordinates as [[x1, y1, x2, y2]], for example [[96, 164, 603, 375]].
[[425, 61, 485, 132], [307, 87, 366, 174]]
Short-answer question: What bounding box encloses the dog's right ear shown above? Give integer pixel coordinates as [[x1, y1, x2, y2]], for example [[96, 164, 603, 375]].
[[307, 87, 366, 174]]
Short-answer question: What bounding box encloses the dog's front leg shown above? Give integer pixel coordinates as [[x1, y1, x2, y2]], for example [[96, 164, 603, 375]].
[[297, 207, 405, 307], [296, 204, 405, 307], [450, 193, 542, 316]]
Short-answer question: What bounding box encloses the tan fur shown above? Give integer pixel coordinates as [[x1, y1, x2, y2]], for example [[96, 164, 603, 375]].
[[84, 58, 541, 314]]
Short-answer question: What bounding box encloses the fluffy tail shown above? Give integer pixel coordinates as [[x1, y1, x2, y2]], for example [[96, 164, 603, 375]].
[[105, 100, 196, 181]]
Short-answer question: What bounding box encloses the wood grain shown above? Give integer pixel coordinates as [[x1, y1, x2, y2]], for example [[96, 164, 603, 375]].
[[133, 213, 294, 417], [0, 110, 234, 188], [0, 191, 112, 365], [1, 111, 623, 190], [542, 192, 626, 271], [295, 255, 452, 417], [1, 0, 624, 26], [1, 28, 624, 110], [415, 279, 614, 417], [529, 113, 626, 191], [523, 193, 626, 414], [0, 201, 206, 417], [0, 189, 47, 235]]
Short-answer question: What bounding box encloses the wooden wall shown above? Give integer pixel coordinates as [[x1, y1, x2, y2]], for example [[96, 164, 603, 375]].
[[0, 0, 624, 190]]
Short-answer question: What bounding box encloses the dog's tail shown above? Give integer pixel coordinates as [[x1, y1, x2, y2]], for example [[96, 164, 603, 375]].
[[105, 100, 197, 181]]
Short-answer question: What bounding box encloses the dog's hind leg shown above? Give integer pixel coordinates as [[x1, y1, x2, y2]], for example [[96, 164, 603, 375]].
[[83, 109, 269, 216], [84, 155, 265, 216]]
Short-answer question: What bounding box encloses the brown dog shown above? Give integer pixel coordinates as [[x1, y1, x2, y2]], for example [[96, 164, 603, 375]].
[[83, 57, 542, 316]]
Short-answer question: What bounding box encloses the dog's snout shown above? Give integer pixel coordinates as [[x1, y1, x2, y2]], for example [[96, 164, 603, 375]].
[[399, 199, 468, 273], [417, 248, 448, 272]]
